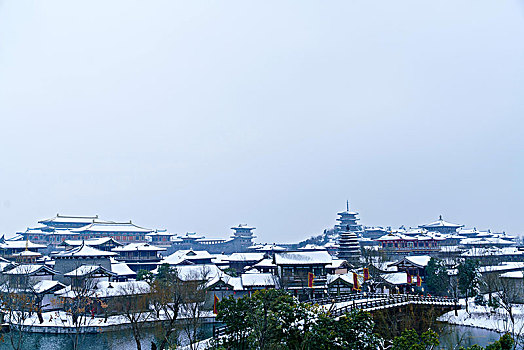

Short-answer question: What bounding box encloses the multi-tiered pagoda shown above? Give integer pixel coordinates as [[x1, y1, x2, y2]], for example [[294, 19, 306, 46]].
[[335, 201, 363, 237], [337, 230, 361, 267], [335, 202, 362, 267]]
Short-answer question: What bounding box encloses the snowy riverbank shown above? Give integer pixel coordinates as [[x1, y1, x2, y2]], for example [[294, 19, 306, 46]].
[[7, 309, 216, 334], [438, 298, 524, 334]]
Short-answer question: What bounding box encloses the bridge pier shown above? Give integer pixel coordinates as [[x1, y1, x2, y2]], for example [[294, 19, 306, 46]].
[[371, 304, 457, 339]]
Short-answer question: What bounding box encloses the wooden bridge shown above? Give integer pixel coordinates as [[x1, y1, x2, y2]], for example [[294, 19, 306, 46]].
[[213, 293, 459, 338], [307, 293, 459, 317]]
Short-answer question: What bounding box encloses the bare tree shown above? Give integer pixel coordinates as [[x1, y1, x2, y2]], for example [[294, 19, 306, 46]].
[[112, 281, 153, 350], [494, 276, 524, 348], [151, 264, 183, 350], [53, 268, 103, 350], [482, 271, 499, 306], [0, 265, 41, 350], [179, 266, 211, 350]]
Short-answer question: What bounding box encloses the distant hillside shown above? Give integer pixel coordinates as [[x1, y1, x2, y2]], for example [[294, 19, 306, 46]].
[[297, 228, 336, 247]]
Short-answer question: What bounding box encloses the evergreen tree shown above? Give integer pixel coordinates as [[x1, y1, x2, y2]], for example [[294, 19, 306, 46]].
[[425, 258, 449, 296], [458, 259, 481, 313], [215, 289, 383, 350], [391, 329, 439, 350]]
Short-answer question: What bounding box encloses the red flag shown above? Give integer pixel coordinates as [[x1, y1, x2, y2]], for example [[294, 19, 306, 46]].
[[213, 294, 219, 315], [308, 272, 314, 288], [353, 272, 360, 291], [363, 268, 370, 281], [417, 275, 422, 287], [407, 273, 412, 284]]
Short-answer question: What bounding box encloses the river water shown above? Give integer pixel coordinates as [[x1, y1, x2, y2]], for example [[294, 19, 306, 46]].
[[0, 324, 214, 350], [436, 324, 503, 349], [0, 324, 503, 349]]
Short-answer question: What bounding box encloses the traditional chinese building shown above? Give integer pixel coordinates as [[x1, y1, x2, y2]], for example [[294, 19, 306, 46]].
[[112, 243, 166, 272], [274, 251, 332, 300], [52, 243, 117, 284], [334, 202, 363, 237], [375, 233, 443, 256], [337, 229, 361, 267], [0, 237, 46, 260], [20, 215, 157, 245], [419, 215, 463, 234]]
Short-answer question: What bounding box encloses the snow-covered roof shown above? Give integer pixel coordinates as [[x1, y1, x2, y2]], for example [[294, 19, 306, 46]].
[[405, 256, 431, 268], [33, 280, 65, 294], [373, 261, 398, 272], [439, 245, 464, 253], [57, 281, 150, 298], [174, 264, 223, 281], [231, 224, 255, 230], [160, 250, 213, 265], [381, 272, 410, 285], [6, 234, 24, 241], [71, 222, 153, 233], [146, 230, 175, 237], [337, 210, 359, 216], [458, 228, 486, 235], [323, 241, 340, 248], [52, 243, 117, 258], [460, 237, 515, 246], [207, 272, 276, 291], [12, 250, 42, 257], [112, 243, 166, 252], [255, 244, 286, 252], [461, 247, 523, 257], [111, 262, 136, 276], [375, 232, 444, 242], [226, 253, 265, 262], [211, 254, 230, 265], [298, 244, 327, 251], [478, 262, 524, 273], [241, 273, 276, 287], [39, 214, 105, 225], [0, 262, 11, 273], [274, 251, 332, 265], [253, 258, 276, 268], [21, 228, 48, 235], [177, 232, 205, 240], [326, 258, 346, 269], [419, 216, 463, 229], [327, 273, 362, 286], [64, 265, 116, 277], [0, 240, 46, 250], [62, 237, 122, 247], [4, 264, 57, 276], [206, 275, 242, 291], [375, 233, 414, 241], [94, 281, 150, 298]]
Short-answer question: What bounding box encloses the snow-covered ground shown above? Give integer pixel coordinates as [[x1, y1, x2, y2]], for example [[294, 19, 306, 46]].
[[7, 308, 216, 333], [438, 298, 524, 335]]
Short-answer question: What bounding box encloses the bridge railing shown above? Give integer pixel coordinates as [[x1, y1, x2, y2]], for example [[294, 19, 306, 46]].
[[307, 293, 391, 305], [213, 324, 228, 338], [329, 294, 458, 317]]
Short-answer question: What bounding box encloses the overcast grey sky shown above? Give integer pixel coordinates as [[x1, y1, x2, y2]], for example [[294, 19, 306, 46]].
[[0, 1, 523, 242]]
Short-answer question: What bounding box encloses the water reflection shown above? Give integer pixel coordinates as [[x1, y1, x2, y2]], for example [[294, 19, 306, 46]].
[[0, 323, 503, 350], [437, 324, 502, 349], [0, 323, 214, 350]]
